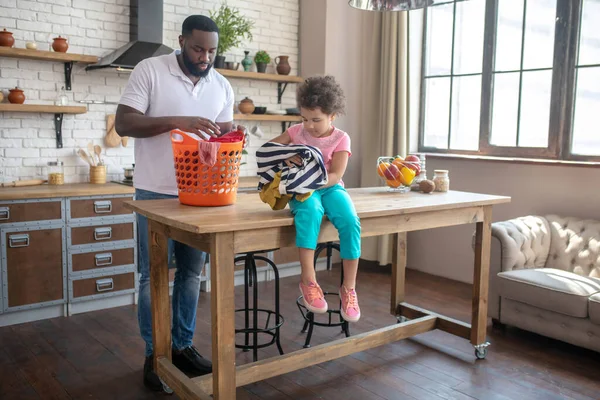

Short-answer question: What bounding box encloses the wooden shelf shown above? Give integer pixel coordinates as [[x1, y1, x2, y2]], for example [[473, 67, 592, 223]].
[[0, 104, 87, 148], [0, 47, 98, 63], [216, 68, 303, 83], [0, 47, 99, 91], [233, 114, 301, 122], [0, 104, 87, 114]]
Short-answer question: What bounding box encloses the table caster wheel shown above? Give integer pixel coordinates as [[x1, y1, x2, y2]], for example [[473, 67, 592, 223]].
[[474, 342, 490, 360], [475, 347, 487, 360]]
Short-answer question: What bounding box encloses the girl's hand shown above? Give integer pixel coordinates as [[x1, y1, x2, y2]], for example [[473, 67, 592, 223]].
[[284, 155, 303, 168]]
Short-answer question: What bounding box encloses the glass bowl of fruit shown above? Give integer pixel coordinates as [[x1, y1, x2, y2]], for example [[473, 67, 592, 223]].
[[376, 155, 422, 193]]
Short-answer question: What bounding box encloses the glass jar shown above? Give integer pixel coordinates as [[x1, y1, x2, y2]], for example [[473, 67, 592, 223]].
[[410, 153, 427, 191], [55, 86, 68, 106], [47, 160, 64, 185], [433, 169, 449, 192]]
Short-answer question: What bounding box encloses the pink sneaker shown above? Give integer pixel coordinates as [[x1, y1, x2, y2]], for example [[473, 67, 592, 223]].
[[340, 286, 361, 322], [299, 281, 328, 314]]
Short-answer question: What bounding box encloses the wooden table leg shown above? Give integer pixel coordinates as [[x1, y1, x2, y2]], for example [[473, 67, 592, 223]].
[[391, 232, 407, 315], [149, 221, 172, 368], [210, 232, 236, 400], [472, 206, 492, 347]]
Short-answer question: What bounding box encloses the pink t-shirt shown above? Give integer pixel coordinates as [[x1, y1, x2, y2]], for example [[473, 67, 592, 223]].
[[287, 124, 352, 170]]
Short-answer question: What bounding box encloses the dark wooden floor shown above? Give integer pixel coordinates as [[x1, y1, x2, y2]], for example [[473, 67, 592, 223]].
[[2, 263, 600, 400]]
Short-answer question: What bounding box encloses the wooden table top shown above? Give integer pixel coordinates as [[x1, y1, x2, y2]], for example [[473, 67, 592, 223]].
[[126, 188, 510, 234], [0, 183, 135, 201]]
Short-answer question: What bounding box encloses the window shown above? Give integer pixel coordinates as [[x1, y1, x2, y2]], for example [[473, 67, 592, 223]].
[[418, 0, 600, 161]]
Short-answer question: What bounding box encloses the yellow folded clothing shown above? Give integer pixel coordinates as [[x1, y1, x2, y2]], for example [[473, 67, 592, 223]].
[[259, 172, 311, 210]]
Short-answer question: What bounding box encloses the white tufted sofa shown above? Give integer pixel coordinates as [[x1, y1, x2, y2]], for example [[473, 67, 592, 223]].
[[488, 215, 600, 352]]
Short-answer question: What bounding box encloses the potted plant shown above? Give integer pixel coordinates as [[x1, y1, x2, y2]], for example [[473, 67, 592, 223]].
[[209, 2, 254, 69], [254, 50, 271, 73]]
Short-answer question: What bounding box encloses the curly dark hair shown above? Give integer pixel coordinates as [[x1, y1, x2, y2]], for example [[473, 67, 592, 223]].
[[296, 75, 346, 115]]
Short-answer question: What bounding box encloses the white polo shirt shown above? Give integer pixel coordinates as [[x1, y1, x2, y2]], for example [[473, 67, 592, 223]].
[[119, 50, 234, 195]]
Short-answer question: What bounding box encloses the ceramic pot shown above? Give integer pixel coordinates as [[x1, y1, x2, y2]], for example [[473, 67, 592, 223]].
[[241, 51, 252, 72], [214, 55, 225, 69], [0, 28, 14, 48], [238, 97, 255, 114], [52, 36, 68, 52], [8, 87, 25, 104], [256, 62, 267, 73], [275, 56, 291, 75]]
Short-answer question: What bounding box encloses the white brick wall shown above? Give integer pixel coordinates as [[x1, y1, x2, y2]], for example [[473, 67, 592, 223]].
[[0, 0, 299, 183]]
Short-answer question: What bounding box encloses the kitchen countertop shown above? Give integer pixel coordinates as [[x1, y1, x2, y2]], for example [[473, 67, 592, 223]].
[[0, 177, 259, 201]]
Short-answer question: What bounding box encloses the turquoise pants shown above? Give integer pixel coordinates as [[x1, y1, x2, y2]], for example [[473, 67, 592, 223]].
[[289, 184, 361, 260]]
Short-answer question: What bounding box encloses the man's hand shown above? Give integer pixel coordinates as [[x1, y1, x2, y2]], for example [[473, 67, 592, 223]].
[[284, 155, 303, 168], [235, 124, 250, 149], [174, 116, 221, 138]]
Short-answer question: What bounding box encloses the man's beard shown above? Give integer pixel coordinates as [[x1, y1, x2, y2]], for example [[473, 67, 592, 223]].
[[182, 49, 212, 78]]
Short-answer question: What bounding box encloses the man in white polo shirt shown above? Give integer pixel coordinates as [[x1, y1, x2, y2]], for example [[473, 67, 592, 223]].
[[116, 15, 237, 392]]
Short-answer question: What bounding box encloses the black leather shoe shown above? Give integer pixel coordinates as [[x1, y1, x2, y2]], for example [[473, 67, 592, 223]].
[[172, 345, 212, 376], [144, 355, 174, 394]]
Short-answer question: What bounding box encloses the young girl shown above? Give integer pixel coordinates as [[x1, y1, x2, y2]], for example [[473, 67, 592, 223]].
[[270, 75, 361, 322]]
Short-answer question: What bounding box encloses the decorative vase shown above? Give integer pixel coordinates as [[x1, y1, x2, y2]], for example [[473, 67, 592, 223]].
[[238, 97, 255, 114], [241, 51, 252, 72], [52, 36, 68, 52], [275, 56, 291, 75], [214, 55, 225, 69], [8, 87, 25, 104], [0, 28, 14, 48], [256, 62, 267, 73]]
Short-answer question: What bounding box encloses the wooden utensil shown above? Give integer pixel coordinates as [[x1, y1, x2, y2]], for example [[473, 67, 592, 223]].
[[1, 179, 47, 187], [77, 148, 92, 166], [87, 143, 96, 166], [94, 145, 102, 165]]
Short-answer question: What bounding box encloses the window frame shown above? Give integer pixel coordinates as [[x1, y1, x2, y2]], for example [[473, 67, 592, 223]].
[[417, 0, 600, 162]]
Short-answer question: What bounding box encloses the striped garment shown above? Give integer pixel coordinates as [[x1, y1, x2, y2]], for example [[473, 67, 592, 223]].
[[256, 142, 328, 195]]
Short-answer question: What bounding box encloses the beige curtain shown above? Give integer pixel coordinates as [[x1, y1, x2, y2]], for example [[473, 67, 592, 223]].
[[359, 11, 410, 266]]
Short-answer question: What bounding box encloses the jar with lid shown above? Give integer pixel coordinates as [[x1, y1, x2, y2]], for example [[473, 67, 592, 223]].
[[432, 169, 449, 192], [47, 160, 64, 185]]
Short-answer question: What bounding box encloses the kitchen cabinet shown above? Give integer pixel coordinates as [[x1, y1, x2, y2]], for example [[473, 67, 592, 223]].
[[0, 184, 138, 327], [2, 225, 66, 311]]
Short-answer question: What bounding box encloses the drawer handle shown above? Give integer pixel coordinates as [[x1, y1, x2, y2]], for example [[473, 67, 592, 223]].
[[0, 207, 9, 220], [94, 227, 112, 241], [9, 234, 29, 248], [96, 278, 114, 292], [94, 200, 112, 214], [95, 252, 113, 266]]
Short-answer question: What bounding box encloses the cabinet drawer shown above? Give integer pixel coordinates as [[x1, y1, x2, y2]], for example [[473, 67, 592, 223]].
[[71, 247, 135, 273], [72, 272, 135, 298], [70, 222, 134, 246], [0, 201, 62, 224], [4, 228, 65, 308], [69, 196, 134, 220]]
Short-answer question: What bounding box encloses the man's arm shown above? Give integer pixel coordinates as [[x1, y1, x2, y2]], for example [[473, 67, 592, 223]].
[[115, 105, 222, 139]]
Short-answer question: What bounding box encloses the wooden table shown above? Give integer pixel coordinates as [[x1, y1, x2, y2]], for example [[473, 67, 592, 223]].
[[125, 188, 510, 400]]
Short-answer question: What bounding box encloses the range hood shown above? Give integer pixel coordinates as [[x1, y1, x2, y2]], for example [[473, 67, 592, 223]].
[[86, 0, 173, 72]]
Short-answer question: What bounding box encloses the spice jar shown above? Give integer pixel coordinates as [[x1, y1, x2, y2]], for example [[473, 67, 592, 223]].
[[47, 160, 65, 185], [432, 170, 449, 192]]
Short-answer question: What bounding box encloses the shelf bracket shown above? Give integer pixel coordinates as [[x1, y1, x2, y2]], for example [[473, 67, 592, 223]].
[[281, 121, 293, 133], [54, 113, 64, 148], [64, 61, 73, 90], [277, 82, 288, 104]]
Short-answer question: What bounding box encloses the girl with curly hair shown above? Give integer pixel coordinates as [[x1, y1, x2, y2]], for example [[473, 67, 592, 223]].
[[269, 75, 361, 322]]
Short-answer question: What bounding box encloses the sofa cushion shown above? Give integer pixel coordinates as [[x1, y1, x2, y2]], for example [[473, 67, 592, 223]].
[[497, 268, 600, 318], [545, 215, 600, 278], [590, 293, 600, 325]]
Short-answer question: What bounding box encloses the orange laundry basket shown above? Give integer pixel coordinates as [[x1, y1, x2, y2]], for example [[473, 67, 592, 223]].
[[170, 129, 244, 207]]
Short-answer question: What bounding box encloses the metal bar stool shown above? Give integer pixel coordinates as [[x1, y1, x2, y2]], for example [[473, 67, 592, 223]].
[[296, 242, 350, 348], [235, 250, 284, 362]]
